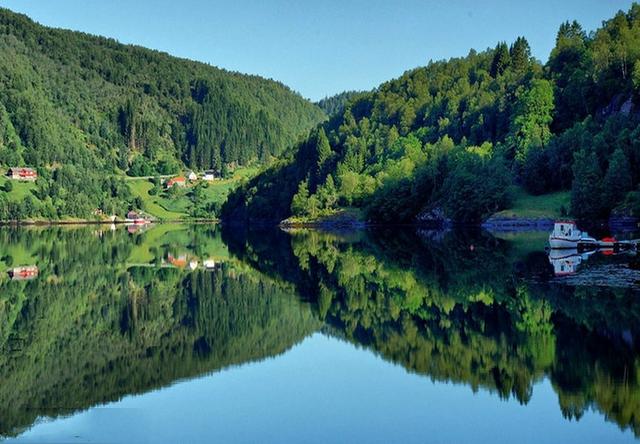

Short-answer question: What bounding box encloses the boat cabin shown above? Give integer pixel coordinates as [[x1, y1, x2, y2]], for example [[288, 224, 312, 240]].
[[552, 220, 579, 238]]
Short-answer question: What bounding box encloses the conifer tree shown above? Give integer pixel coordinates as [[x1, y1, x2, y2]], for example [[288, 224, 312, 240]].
[[509, 37, 531, 73], [490, 42, 511, 77]]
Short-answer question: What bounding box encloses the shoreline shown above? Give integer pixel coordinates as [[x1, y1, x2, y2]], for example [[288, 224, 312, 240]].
[[2, 215, 637, 231], [0, 218, 219, 226]]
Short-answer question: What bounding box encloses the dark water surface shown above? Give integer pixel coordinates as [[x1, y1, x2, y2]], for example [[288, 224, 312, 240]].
[[0, 224, 639, 443]]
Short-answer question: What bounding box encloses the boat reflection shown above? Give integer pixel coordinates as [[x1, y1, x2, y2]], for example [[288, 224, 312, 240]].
[[548, 249, 590, 276], [7, 265, 39, 281]]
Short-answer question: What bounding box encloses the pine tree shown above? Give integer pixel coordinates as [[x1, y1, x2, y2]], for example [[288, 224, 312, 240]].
[[314, 128, 332, 189], [490, 42, 511, 77], [509, 37, 531, 73]]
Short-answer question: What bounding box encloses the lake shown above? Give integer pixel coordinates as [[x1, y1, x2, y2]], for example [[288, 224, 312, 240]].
[[0, 224, 639, 443]]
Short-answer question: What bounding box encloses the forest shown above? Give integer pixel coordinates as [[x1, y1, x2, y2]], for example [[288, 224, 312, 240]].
[[2, 4, 640, 223], [0, 8, 324, 220], [223, 4, 640, 224]]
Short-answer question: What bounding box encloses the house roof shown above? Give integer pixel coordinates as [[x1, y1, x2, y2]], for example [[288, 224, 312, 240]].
[[167, 176, 186, 185], [8, 167, 37, 175]]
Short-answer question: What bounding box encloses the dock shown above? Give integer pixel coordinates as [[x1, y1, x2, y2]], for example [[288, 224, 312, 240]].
[[577, 238, 639, 252]]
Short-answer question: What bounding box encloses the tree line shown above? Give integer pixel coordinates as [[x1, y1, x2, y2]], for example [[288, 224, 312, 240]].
[[224, 4, 640, 224], [0, 7, 325, 219]]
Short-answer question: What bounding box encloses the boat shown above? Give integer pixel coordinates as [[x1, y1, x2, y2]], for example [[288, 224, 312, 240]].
[[549, 220, 639, 252], [548, 220, 597, 249]]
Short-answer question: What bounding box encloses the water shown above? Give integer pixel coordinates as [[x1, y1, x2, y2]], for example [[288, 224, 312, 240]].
[[0, 224, 638, 443]]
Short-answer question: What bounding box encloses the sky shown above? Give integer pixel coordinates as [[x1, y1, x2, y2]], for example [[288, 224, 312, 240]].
[[0, 0, 636, 101]]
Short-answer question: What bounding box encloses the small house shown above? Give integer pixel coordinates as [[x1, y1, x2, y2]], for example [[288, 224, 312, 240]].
[[166, 176, 187, 188], [187, 171, 198, 181], [8, 266, 39, 281], [7, 167, 37, 181], [167, 253, 188, 268], [203, 170, 216, 181], [127, 211, 140, 220]]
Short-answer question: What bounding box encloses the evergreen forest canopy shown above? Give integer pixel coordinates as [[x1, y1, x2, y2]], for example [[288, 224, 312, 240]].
[[223, 4, 640, 224], [0, 8, 325, 220]]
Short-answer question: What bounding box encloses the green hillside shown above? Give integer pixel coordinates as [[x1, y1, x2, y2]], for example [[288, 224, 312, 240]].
[[0, 7, 325, 220], [223, 4, 640, 225]]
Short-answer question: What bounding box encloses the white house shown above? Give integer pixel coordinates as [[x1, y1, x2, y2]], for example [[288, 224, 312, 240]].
[[187, 171, 198, 181], [203, 170, 216, 181]]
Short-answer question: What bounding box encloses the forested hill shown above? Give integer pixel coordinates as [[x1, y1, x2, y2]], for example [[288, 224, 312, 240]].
[[0, 7, 325, 219], [316, 91, 362, 117], [223, 4, 640, 224]]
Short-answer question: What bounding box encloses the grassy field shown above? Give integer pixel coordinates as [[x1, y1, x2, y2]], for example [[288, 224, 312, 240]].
[[128, 180, 188, 220], [493, 187, 571, 219], [0, 176, 39, 203], [128, 166, 258, 220], [127, 224, 230, 265], [282, 207, 365, 225], [0, 243, 37, 268]]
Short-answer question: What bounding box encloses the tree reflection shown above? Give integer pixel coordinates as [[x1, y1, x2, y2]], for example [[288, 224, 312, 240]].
[[226, 226, 640, 436]]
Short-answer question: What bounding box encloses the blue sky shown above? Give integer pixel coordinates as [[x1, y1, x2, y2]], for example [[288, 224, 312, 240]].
[[0, 0, 635, 100]]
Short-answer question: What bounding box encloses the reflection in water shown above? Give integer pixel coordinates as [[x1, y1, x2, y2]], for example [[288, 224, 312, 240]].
[[0, 225, 318, 437], [548, 245, 640, 288], [7, 266, 39, 281], [225, 226, 640, 437], [549, 247, 640, 277], [548, 248, 596, 276], [0, 225, 639, 441]]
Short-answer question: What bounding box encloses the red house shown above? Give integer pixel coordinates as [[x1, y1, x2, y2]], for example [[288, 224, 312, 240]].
[[166, 176, 186, 188], [8, 266, 39, 281], [7, 167, 37, 181]]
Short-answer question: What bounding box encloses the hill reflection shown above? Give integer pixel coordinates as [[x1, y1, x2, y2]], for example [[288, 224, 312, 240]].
[[1, 224, 639, 438]]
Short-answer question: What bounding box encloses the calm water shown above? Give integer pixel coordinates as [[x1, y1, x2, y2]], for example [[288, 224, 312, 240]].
[[0, 224, 639, 443]]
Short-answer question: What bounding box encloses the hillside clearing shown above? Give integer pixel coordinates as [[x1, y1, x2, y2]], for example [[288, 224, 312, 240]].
[[493, 187, 571, 219]]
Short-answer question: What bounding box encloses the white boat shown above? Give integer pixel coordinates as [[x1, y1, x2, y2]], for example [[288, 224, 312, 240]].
[[548, 249, 594, 276], [548, 220, 597, 249]]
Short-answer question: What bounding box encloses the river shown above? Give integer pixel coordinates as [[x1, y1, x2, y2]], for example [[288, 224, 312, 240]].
[[0, 224, 638, 443]]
